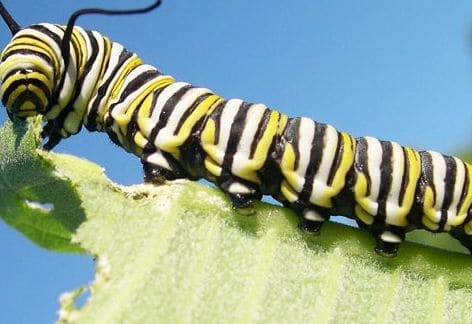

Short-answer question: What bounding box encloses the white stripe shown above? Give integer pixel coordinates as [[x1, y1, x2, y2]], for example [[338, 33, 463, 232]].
[[110, 64, 163, 121], [293, 117, 315, 192], [232, 104, 266, 175], [71, 30, 105, 127], [144, 150, 171, 170], [214, 99, 242, 165], [86, 43, 126, 118], [315, 124, 338, 183], [154, 86, 211, 148], [429, 151, 446, 215], [309, 124, 338, 204], [365, 136, 383, 215], [17, 25, 63, 63], [149, 81, 189, 123], [385, 141, 405, 221], [447, 157, 465, 225]]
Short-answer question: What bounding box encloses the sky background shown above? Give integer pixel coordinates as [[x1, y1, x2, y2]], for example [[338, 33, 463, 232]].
[[0, 0, 472, 322]]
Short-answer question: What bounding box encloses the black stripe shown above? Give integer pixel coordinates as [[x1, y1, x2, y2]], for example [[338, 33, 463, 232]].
[[173, 92, 213, 135], [282, 118, 301, 171], [52, 25, 80, 104], [299, 122, 325, 202], [326, 131, 343, 186], [86, 49, 135, 130], [108, 69, 162, 113], [5, 32, 60, 70], [71, 30, 99, 95], [11, 91, 44, 114], [397, 147, 410, 206], [355, 137, 371, 195], [208, 100, 226, 146], [2, 48, 53, 66], [420, 151, 436, 208], [439, 155, 457, 229], [457, 161, 470, 222], [120, 87, 165, 144], [377, 141, 393, 219], [249, 108, 271, 159], [51, 30, 102, 134], [221, 101, 250, 176], [145, 84, 193, 149], [30, 24, 62, 45], [2, 75, 51, 109]]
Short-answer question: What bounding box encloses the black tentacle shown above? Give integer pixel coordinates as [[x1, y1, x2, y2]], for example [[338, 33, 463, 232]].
[[0, 1, 20, 35]]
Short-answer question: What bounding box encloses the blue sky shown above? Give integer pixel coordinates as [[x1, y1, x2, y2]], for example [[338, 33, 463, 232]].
[[0, 0, 472, 322]]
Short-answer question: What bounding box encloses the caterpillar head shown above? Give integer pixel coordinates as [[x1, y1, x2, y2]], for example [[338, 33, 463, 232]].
[[0, 2, 56, 119], [0, 1, 162, 121], [0, 26, 57, 119]]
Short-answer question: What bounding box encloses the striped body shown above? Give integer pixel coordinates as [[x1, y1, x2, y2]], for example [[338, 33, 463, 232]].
[[1, 23, 472, 256]]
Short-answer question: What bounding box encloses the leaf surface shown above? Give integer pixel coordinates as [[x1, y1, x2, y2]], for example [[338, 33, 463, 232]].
[[2, 119, 472, 323]]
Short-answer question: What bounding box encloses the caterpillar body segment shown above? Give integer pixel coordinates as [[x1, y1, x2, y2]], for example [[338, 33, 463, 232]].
[[1, 5, 472, 257]]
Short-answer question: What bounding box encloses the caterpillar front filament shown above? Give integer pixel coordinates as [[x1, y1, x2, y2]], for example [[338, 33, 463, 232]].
[[1, 0, 471, 257]]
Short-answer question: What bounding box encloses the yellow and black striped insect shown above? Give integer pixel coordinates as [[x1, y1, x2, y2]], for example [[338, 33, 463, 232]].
[[1, 1, 472, 257]]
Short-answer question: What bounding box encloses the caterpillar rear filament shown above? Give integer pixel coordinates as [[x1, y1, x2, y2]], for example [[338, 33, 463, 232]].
[[1, 0, 471, 257]]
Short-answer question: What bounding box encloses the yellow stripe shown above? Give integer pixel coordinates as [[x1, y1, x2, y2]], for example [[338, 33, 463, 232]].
[[277, 113, 288, 135], [134, 131, 148, 149], [392, 147, 421, 226], [316, 132, 356, 208], [201, 118, 219, 163], [452, 162, 472, 226], [204, 157, 222, 177], [109, 56, 143, 99], [4, 37, 60, 74], [0, 56, 54, 84], [161, 95, 223, 159], [235, 110, 280, 183], [353, 172, 378, 215], [113, 76, 175, 133], [70, 29, 87, 76], [422, 186, 439, 231], [280, 143, 300, 196], [281, 180, 298, 202], [97, 36, 112, 84], [355, 205, 374, 225], [5, 85, 26, 108]]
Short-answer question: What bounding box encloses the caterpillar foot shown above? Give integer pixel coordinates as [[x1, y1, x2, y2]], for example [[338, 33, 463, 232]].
[[298, 218, 323, 234], [374, 242, 398, 258], [374, 230, 404, 258], [219, 180, 262, 209], [143, 163, 178, 184]]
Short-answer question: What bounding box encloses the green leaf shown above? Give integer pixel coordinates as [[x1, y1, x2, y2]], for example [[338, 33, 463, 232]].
[[2, 119, 472, 322], [0, 119, 84, 252]]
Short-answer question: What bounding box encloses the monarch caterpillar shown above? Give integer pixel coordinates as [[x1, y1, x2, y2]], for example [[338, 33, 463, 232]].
[[0, 1, 471, 257]]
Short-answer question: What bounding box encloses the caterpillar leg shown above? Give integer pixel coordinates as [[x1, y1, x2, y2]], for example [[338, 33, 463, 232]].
[[142, 150, 190, 184], [42, 119, 66, 150], [143, 162, 181, 184], [373, 226, 406, 258], [218, 178, 262, 209], [293, 204, 330, 234]]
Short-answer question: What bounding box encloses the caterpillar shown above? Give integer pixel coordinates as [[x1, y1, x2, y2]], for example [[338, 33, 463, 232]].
[[1, 1, 471, 257]]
